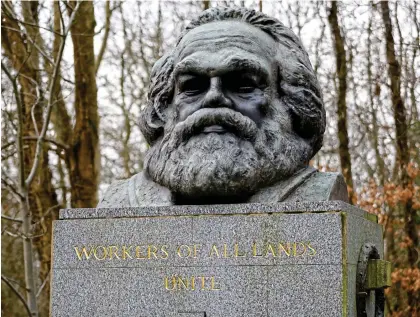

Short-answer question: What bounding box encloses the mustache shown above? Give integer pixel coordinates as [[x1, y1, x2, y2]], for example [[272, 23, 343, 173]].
[[165, 108, 258, 148]]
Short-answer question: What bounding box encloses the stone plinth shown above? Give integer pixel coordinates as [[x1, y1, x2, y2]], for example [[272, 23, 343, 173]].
[[50, 201, 383, 317]]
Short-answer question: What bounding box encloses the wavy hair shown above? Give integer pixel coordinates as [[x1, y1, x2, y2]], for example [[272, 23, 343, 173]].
[[140, 6, 325, 157]]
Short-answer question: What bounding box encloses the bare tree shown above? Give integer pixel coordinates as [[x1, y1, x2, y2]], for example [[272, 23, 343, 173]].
[[67, 1, 101, 208], [380, 0, 418, 291], [1, 2, 81, 315], [327, 1, 355, 202]]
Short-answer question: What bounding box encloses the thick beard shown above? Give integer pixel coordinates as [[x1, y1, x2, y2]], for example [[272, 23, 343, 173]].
[[144, 108, 312, 199]]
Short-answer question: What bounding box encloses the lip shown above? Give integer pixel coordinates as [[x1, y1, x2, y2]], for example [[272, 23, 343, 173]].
[[202, 125, 227, 134]]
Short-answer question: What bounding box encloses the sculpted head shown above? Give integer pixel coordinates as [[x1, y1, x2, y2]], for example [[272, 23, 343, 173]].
[[140, 7, 325, 202]]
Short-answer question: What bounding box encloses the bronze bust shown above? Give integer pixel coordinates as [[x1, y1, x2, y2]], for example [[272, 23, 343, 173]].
[[98, 7, 348, 207]]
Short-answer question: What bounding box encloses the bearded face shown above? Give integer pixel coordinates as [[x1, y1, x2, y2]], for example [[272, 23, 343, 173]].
[[144, 21, 313, 201]]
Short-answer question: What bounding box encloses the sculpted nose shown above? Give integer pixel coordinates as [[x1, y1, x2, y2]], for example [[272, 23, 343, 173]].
[[203, 77, 232, 109]]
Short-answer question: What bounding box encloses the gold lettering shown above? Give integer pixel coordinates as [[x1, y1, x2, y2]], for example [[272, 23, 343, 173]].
[[163, 276, 221, 291], [177, 276, 189, 290], [234, 243, 246, 257], [223, 244, 231, 258], [93, 246, 108, 260], [108, 245, 120, 260], [264, 244, 277, 257], [148, 245, 158, 259], [306, 242, 316, 256], [293, 242, 306, 257], [161, 245, 169, 259], [74, 246, 94, 260], [135, 245, 147, 259], [122, 245, 133, 260], [252, 242, 263, 257], [164, 276, 176, 290], [210, 277, 220, 290], [200, 276, 206, 290], [278, 242, 291, 257], [193, 244, 201, 258], [177, 245, 192, 258], [209, 244, 220, 258], [191, 276, 196, 290]]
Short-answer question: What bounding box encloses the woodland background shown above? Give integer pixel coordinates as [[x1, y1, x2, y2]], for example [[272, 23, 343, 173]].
[[1, 1, 419, 316]]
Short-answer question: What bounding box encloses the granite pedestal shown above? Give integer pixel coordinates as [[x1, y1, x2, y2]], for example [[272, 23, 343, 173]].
[[50, 201, 383, 317]]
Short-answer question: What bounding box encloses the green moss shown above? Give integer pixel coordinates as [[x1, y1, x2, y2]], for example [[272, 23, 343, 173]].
[[365, 212, 378, 223], [341, 212, 348, 317]]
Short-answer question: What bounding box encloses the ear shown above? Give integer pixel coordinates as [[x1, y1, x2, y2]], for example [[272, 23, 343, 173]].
[[139, 54, 175, 145], [277, 65, 326, 158], [139, 101, 165, 146]]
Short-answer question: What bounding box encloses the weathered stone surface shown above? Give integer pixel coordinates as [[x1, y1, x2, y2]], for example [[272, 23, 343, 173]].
[[61, 200, 367, 219], [98, 7, 350, 208], [50, 6, 386, 317], [51, 202, 383, 317]]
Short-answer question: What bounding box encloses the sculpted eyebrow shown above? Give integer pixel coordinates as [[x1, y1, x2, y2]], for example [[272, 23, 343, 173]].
[[175, 59, 269, 79], [225, 59, 269, 79], [174, 61, 206, 77]]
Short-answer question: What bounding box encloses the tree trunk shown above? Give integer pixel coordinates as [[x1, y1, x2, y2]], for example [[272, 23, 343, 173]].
[[380, 1, 419, 312], [327, 2, 355, 203], [2, 2, 59, 315], [203, 1, 210, 10], [367, 12, 386, 186], [50, 1, 72, 147], [68, 1, 100, 208]]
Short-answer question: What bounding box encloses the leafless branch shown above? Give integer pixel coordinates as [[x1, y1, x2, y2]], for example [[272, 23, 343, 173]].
[[2, 137, 69, 152], [25, 0, 82, 188], [3, 14, 63, 36], [33, 204, 61, 226], [1, 214, 23, 223], [95, 1, 113, 74], [36, 271, 50, 298], [3, 230, 21, 238], [1, 25, 55, 67], [1, 62, 25, 191], [17, 73, 42, 136], [1, 275, 32, 317], [23, 136, 69, 151]]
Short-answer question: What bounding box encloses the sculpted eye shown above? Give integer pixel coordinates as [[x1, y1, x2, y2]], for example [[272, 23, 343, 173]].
[[227, 76, 257, 93], [237, 85, 255, 93], [180, 76, 208, 96]]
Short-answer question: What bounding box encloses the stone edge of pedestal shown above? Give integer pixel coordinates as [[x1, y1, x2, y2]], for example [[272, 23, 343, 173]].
[[59, 200, 377, 223]]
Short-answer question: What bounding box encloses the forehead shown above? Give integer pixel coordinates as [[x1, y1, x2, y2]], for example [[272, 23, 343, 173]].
[[174, 21, 277, 72]]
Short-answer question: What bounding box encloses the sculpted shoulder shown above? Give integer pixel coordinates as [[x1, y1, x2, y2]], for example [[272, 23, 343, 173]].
[[97, 179, 129, 208], [97, 171, 172, 208], [249, 167, 349, 203], [98, 168, 348, 207], [98, 8, 350, 208], [282, 171, 349, 203]]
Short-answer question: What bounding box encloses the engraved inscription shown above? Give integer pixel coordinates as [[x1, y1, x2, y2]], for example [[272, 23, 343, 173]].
[[72, 241, 317, 291], [73, 241, 317, 261], [164, 276, 221, 291]]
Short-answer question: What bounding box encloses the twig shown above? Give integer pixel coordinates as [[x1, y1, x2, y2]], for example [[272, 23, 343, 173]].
[[1, 275, 28, 290], [4, 14, 62, 36], [1, 176, 24, 201], [1, 62, 25, 191], [33, 204, 61, 226], [17, 74, 42, 137], [95, 0, 113, 74], [25, 0, 82, 188], [23, 137, 69, 151], [3, 230, 21, 238], [1, 25, 55, 67], [2, 214, 23, 223], [36, 271, 50, 298], [1, 275, 32, 317], [2, 3, 83, 316]]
